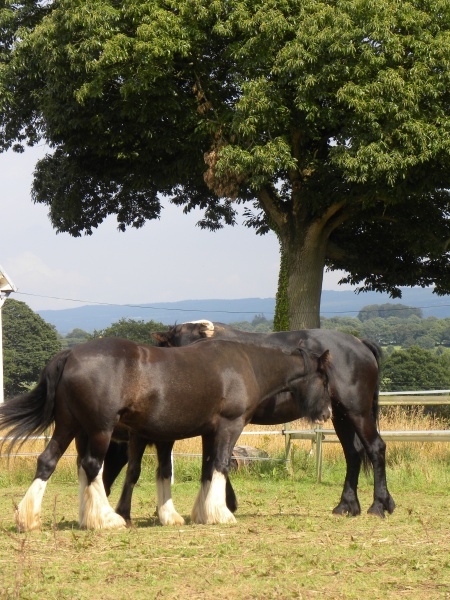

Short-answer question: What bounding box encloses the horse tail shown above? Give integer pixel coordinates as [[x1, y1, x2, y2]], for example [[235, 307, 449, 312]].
[[0, 349, 71, 454], [355, 339, 383, 476]]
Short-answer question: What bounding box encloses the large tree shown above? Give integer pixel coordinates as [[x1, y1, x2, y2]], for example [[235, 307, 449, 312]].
[[2, 0, 450, 328], [2, 299, 62, 398]]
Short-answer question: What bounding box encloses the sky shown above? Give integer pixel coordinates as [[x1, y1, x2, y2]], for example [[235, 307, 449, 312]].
[[1, 145, 353, 312]]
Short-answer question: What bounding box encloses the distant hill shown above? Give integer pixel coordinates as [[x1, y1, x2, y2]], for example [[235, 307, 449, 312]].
[[37, 287, 450, 335]]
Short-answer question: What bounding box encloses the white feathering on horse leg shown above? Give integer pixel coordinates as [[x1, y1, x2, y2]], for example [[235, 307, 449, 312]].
[[191, 479, 211, 524], [15, 478, 48, 532], [193, 471, 237, 525], [78, 466, 126, 530], [157, 478, 185, 525], [204, 471, 236, 524]]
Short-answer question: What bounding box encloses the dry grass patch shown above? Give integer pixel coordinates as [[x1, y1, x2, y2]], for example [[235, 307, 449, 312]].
[[0, 472, 450, 599]]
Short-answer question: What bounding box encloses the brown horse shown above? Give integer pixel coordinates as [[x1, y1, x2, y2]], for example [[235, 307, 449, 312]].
[[147, 321, 395, 518], [0, 336, 331, 531]]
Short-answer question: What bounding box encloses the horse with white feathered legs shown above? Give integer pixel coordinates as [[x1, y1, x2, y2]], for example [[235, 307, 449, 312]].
[[0, 335, 332, 531]]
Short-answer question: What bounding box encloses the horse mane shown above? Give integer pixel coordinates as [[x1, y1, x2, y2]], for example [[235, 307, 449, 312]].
[[182, 320, 215, 337]]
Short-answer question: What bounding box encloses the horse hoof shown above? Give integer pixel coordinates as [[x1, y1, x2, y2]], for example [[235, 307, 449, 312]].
[[387, 497, 396, 514], [14, 509, 41, 533], [367, 504, 386, 518], [159, 512, 185, 526], [332, 502, 361, 517], [15, 512, 41, 533]]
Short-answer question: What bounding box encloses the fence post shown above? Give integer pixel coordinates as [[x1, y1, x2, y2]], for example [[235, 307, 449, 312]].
[[315, 425, 323, 483], [284, 423, 292, 473]]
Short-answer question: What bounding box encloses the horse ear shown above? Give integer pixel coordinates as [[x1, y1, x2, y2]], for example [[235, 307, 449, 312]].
[[186, 320, 215, 338], [318, 349, 331, 372], [151, 332, 168, 343]]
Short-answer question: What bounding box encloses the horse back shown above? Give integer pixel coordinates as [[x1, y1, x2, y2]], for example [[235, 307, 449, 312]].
[[56, 338, 262, 439]]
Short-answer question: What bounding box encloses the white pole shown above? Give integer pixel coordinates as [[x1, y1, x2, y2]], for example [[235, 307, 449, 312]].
[[0, 265, 17, 403], [0, 295, 5, 403]]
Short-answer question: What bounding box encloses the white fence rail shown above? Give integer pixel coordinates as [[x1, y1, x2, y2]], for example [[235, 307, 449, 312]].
[[284, 390, 450, 481]]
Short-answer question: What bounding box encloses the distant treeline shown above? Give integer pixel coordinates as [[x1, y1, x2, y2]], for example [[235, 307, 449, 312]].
[[61, 303, 450, 350], [3, 299, 450, 399], [61, 305, 450, 394]]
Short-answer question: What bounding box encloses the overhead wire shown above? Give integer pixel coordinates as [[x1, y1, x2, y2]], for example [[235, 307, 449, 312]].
[[15, 290, 450, 317]]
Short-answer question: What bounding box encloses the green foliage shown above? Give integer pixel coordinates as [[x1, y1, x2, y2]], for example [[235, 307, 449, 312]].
[[381, 345, 450, 391], [90, 318, 168, 345], [228, 318, 274, 333], [322, 311, 450, 349], [2, 299, 62, 398], [273, 243, 289, 332], [61, 328, 90, 348], [358, 303, 423, 322], [2, 1, 450, 327]]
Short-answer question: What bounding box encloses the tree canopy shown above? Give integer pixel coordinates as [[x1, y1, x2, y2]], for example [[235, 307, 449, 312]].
[[2, 299, 62, 398], [2, 0, 450, 327], [357, 303, 423, 322], [90, 318, 168, 345], [381, 346, 450, 391]]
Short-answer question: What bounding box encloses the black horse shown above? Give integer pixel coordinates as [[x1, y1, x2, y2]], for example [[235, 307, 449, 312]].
[[147, 321, 394, 519], [102, 320, 394, 522], [0, 336, 331, 531]]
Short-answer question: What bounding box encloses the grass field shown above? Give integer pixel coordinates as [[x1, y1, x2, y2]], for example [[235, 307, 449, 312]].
[[1, 410, 450, 599]]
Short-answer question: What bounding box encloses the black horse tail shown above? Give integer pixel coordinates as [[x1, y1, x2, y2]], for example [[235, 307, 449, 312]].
[[0, 349, 71, 454], [355, 339, 383, 476]]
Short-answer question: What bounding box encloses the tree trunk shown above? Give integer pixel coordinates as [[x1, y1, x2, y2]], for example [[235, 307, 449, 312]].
[[280, 222, 328, 330]]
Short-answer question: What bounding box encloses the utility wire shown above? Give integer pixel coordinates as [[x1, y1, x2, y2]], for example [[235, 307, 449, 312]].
[[14, 290, 450, 317]]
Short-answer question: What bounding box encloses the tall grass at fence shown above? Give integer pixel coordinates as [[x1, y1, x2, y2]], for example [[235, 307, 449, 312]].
[[1, 405, 449, 492]]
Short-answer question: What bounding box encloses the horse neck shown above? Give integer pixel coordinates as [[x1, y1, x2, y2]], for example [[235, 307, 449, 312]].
[[215, 327, 268, 345], [246, 345, 307, 398]]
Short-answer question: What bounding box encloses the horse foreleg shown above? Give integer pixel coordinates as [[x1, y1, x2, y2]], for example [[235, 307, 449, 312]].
[[78, 433, 127, 530], [192, 429, 240, 525], [16, 432, 72, 532], [156, 441, 185, 526], [115, 434, 148, 525]]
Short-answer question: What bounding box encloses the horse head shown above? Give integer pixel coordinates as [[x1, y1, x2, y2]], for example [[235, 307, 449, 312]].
[[151, 320, 214, 347], [289, 345, 333, 424]]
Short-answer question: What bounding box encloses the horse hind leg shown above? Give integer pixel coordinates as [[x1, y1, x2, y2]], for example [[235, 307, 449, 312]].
[[155, 441, 185, 526], [365, 434, 395, 517], [114, 434, 148, 526], [77, 433, 127, 530], [16, 430, 73, 532], [350, 416, 395, 518]]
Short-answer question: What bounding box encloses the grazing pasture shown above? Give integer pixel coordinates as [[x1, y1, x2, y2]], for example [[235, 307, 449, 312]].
[[1, 435, 450, 599]]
